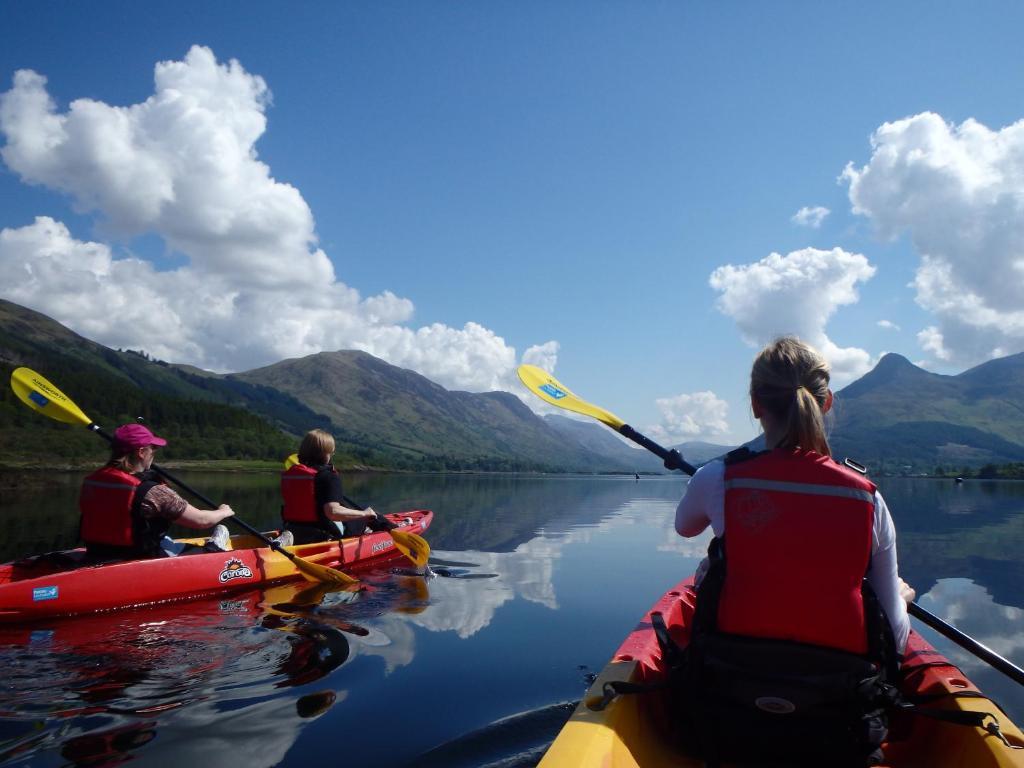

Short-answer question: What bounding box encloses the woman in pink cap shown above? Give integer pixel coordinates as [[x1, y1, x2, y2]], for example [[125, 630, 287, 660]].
[[78, 423, 235, 559]]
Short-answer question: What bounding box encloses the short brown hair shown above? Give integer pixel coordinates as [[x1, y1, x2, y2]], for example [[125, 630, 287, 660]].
[[298, 429, 336, 466]]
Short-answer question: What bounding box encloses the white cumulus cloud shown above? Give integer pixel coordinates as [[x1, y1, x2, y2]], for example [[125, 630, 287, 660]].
[[0, 46, 556, 391], [843, 111, 1024, 366], [647, 390, 730, 444], [709, 247, 877, 384], [877, 319, 900, 331], [791, 205, 830, 228]]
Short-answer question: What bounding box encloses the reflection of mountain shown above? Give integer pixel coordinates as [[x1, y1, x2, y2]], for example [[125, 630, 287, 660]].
[[345, 474, 687, 552], [876, 478, 1024, 610]]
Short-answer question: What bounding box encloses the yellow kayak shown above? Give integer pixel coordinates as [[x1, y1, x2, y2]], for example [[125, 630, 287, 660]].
[[540, 577, 1024, 767]]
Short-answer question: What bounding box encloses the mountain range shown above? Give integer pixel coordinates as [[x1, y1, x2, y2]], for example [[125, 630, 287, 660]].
[[830, 352, 1024, 472], [1, 298, 1022, 474]]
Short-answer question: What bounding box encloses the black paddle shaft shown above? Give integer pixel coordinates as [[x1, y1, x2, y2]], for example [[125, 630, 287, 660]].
[[617, 424, 698, 475], [909, 602, 1024, 687]]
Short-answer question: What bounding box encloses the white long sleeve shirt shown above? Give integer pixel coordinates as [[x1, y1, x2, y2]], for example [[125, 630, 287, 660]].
[[675, 459, 911, 653]]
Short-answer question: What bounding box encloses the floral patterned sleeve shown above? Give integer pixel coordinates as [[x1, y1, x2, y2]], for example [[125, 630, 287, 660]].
[[138, 483, 188, 521]]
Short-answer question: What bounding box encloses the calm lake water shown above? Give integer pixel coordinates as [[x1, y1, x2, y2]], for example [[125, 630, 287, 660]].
[[0, 472, 1022, 767]]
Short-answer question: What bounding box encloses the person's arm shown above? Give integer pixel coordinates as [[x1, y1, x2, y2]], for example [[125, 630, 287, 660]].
[[316, 468, 376, 523], [866, 491, 911, 654], [675, 461, 723, 538], [323, 500, 377, 523], [140, 484, 234, 529], [178, 502, 234, 528]]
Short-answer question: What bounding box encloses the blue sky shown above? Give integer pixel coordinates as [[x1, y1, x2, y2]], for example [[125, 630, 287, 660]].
[[2, 2, 1023, 445]]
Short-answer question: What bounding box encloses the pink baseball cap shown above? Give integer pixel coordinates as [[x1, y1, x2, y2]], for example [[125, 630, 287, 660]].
[[112, 423, 168, 452]]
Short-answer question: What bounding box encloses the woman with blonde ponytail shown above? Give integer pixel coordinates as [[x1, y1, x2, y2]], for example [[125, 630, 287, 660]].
[[672, 337, 916, 766]]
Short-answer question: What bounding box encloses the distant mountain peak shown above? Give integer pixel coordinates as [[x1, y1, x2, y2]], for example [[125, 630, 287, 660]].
[[838, 352, 936, 399]]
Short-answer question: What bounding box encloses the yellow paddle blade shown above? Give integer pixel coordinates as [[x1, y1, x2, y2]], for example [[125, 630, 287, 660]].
[[284, 453, 299, 469], [10, 367, 93, 426], [292, 554, 359, 585], [391, 529, 431, 568], [516, 364, 625, 430]]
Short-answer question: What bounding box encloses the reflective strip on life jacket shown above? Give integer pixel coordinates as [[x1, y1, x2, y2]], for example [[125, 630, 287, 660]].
[[79, 467, 141, 547], [718, 449, 876, 655], [724, 477, 876, 504]]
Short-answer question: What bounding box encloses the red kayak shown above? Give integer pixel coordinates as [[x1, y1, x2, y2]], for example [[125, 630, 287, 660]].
[[0, 510, 431, 623], [540, 576, 1024, 767]]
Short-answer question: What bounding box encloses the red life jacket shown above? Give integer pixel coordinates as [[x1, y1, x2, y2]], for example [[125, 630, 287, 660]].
[[78, 466, 150, 548], [717, 448, 876, 655], [281, 464, 326, 524]]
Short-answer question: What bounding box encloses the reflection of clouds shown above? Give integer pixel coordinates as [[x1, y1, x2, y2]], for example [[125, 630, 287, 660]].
[[411, 496, 690, 639], [139, 690, 343, 767], [411, 545, 552, 639], [919, 578, 1024, 675], [349, 617, 417, 674], [656, 525, 714, 558]]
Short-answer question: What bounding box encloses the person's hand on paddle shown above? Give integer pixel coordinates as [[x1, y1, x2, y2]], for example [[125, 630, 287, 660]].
[[367, 509, 397, 532], [898, 578, 916, 605]]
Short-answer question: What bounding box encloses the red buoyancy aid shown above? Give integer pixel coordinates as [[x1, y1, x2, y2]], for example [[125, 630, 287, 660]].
[[78, 466, 143, 548], [281, 464, 322, 524], [718, 449, 877, 655]]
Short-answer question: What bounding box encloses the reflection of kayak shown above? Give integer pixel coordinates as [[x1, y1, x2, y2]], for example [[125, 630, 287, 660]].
[[540, 576, 1024, 767], [0, 510, 431, 622]]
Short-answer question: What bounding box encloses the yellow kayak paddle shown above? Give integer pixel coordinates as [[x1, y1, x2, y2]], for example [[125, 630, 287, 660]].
[[516, 364, 696, 474]]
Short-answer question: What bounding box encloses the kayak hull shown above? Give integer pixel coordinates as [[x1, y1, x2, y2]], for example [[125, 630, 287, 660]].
[[540, 576, 1024, 767], [0, 510, 431, 622]]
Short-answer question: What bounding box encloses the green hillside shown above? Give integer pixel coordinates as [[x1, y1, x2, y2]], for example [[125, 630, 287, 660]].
[[832, 353, 1024, 472], [8, 298, 1021, 475], [235, 350, 629, 472], [0, 305, 295, 466], [0, 299, 630, 472]]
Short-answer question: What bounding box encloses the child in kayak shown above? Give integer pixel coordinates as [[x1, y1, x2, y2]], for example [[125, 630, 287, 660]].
[[79, 424, 235, 559], [279, 429, 387, 546], [673, 337, 916, 766]]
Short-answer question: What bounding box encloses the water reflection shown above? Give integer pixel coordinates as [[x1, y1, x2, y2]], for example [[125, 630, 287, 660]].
[[0, 574, 429, 767], [0, 474, 1022, 767], [876, 477, 1024, 610]]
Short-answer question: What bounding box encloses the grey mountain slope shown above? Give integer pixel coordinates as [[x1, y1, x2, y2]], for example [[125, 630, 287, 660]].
[[831, 352, 1024, 469], [543, 414, 665, 472], [0, 299, 629, 471], [232, 350, 632, 471], [5, 298, 1024, 472]]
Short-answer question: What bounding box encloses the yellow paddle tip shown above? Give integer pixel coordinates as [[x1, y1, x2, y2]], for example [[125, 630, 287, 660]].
[[10, 367, 93, 426], [515, 364, 625, 430]]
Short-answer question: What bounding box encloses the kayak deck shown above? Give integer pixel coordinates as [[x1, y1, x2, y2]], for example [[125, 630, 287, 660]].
[[0, 510, 431, 622], [540, 577, 1024, 767]]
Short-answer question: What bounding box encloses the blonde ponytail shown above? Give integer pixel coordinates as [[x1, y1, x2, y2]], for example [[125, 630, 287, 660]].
[[750, 337, 832, 456]]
